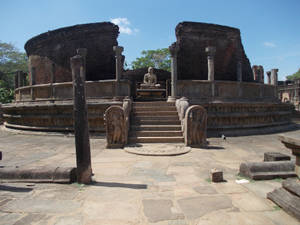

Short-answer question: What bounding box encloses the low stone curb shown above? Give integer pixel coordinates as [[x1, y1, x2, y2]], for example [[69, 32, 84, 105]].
[[0, 167, 76, 183]]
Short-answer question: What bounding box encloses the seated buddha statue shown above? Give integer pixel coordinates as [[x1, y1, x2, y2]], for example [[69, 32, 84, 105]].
[[140, 67, 161, 88]]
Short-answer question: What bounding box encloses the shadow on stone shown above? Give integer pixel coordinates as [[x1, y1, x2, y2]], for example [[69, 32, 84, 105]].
[[90, 181, 147, 189], [201, 145, 225, 150], [0, 184, 33, 192]]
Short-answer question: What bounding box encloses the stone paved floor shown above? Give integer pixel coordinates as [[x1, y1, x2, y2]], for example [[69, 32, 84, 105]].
[[0, 126, 299, 225]]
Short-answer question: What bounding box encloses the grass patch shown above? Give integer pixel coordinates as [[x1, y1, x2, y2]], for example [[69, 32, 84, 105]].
[[205, 178, 212, 183], [273, 205, 281, 211], [236, 174, 254, 183]]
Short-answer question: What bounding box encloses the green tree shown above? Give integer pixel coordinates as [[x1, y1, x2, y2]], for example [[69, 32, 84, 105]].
[[286, 69, 300, 81], [0, 41, 28, 103], [131, 48, 171, 72]]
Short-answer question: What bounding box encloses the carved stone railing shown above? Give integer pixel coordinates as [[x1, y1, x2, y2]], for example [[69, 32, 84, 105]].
[[104, 97, 132, 148]]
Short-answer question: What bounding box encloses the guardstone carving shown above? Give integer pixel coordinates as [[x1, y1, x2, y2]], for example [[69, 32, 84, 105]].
[[105, 106, 125, 148], [184, 105, 208, 147]]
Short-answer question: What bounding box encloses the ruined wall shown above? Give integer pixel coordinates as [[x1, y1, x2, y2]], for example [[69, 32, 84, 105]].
[[174, 22, 253, 81], [25, 22, 119, 84]]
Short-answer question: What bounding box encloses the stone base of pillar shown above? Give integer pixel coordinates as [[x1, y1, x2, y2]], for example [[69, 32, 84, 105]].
[[167, 96, 177, 102]]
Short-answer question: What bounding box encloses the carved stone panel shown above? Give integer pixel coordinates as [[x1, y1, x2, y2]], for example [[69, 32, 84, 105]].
[[184, 105, 208, 147], [105, 106, 125, 148]]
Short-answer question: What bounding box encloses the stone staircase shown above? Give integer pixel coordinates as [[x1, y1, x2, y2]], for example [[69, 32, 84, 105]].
[[129, 101, 184, 143]]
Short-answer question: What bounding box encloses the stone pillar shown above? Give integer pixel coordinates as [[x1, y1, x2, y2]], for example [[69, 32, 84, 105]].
[[271, 69, 278, 85], [113, 46, 124, 81], [258, 65, 264, 83], [113, 46, 124, 100], [252, 65, 259, 82], [168, 43, 179, 102], [266, 71, 271, 84], [14, 71, 20, 89], [70, 54, 92, 184], [205, 46, 216, 81], [30, 67, 36, 100], [206, 46, 216, 98]]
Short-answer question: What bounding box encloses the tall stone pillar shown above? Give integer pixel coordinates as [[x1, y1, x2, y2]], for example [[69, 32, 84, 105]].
[[168, 43, 179, 102], [205, 46, 216, 81], [258, 65, 264, 83], [70, 54, 92, 184], [271, 69, 278, 85], [266, 71, 271, 84], [14, 71, 20, 89], [113, 46, 124, 100], [206, 46, 216, 97]]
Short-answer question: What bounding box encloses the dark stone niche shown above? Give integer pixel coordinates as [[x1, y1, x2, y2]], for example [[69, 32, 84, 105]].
[[173, 22, 253, 81], [24, 22, 119, 84]]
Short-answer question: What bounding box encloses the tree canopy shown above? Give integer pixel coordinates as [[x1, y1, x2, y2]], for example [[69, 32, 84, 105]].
[[286, 69, 300, 81], [0, 41, 28, 103], [131, 48, 171, 72]]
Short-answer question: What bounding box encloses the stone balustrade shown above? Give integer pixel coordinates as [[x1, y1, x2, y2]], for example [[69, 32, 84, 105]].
[[14, 80, 131, 102]]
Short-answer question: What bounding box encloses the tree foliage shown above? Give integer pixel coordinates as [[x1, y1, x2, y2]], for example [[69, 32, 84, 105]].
[[286, 69, 300, 81], [0, 41, 28, 103], [131, 48, 171, 72]]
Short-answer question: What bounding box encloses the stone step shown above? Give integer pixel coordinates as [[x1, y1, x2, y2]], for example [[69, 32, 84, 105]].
[[130, 130, 183, 137], [133, 101, 175, 107], [133, 115, 179, 121], [133, 111, 178, 116], [131, 125, 182, 131], [267, 187, 300, 220], [129, 136, 184, 143], [132, 120, 181, 125], [133, 106, 176, 112]]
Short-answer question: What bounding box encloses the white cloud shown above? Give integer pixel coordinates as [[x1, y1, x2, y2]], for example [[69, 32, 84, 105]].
[[110, 17, 138, 35], [263, 42, 276, 48]]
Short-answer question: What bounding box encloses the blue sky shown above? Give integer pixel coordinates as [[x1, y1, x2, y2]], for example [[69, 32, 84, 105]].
[[1, 0, 299, 80]]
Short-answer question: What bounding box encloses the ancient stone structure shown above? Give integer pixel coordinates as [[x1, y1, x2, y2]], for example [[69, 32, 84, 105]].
[[71, 52, 92, 184], [184, 105, 207, 147], [25, 22, 119, 84], [1, 21, 294, 140], [105, 106, 126, 148], [174, 22, 253, 81]]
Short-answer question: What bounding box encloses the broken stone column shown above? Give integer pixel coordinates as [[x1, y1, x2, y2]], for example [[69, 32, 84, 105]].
[[70, 53, 92, 184], [113, 46, 124, 100], [252, 65, 264, 83], [271, 69, 278, 85], [168, 43, 179, 102], [205, 46, 216, 81], [184, 105, 207, 148], [266, 71, 271, 84]]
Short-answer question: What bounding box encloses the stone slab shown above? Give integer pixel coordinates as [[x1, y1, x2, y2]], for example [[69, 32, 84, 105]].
[[142, 199, 184, 223], [264, 152, 291, 161], [177, 195, 233, 219], [239, 161, 296, 180]]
